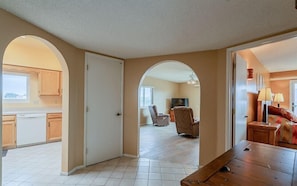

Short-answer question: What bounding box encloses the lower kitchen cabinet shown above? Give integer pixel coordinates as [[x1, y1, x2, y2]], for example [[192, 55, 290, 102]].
[[47, 113, 62, 142], [2, 115, 16, 149]]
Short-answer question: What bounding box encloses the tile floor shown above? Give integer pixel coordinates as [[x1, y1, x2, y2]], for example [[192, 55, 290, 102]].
[[140, 123, 199, 166], [2, 124, 199, 186]]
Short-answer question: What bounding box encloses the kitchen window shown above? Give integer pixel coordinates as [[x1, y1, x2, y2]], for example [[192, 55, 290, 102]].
[[140, 86, 153, 108], [3, 72, 29, 102]]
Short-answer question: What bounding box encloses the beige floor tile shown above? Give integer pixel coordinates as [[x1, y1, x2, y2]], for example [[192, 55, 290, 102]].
[[2, 123, 199, 185]]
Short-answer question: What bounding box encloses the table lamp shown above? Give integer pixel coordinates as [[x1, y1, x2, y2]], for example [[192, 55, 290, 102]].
[[258, 88, 272, 124], [274, 93, 284, 108]]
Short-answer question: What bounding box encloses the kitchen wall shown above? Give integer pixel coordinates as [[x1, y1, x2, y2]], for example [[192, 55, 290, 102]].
[[3, 36, 62, 110], [4, 36, 62, 70], [1, 9, 85, 174]]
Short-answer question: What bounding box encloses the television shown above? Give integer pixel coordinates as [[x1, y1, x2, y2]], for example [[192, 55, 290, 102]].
[[171, 98, 189, 108]]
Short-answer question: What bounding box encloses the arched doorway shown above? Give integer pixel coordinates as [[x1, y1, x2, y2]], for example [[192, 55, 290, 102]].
[[138, 60, 201, 166], [1, 35, 69, 179]]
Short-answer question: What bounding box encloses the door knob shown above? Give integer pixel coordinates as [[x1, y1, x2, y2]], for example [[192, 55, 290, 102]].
[[116, 113, 122, 116]]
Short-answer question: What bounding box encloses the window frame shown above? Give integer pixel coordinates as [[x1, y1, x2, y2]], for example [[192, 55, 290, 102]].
[[139, 86, 153, 108], [2, 72, 30, 103]]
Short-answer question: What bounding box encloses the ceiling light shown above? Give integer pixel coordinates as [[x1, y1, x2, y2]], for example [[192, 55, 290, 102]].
[[187, 73, 198, 85]]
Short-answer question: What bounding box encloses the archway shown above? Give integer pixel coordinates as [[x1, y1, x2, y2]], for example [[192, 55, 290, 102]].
[[1, 35, 69, 176], [138, 60, 201, 166]]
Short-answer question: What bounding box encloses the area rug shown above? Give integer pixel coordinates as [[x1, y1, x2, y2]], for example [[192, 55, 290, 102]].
[[2, 149, 7, 157]]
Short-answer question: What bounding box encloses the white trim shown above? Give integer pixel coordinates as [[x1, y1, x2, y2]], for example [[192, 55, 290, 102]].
[[83, 54, 88, 167], [2, 72, 30, 103], [290, 80, 297, 113], [60, 165, 85, 176], [226, 30, 297, 150], [270, 77, 297, 81], [123, 154, 139, 158], [225, 50, 233, 151]]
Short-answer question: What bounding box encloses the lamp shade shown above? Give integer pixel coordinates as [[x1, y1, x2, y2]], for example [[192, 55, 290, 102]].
[[258, 88, 273, 101], [274, 93, 284, 103]]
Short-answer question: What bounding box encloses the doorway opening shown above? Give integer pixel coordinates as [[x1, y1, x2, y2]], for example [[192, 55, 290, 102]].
[[227, 31, 297, 149], [138, 60, 201, 166], [2, 35, 69, 180]]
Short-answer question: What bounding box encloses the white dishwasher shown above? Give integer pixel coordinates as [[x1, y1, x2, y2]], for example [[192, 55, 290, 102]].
[[16, 113, 46, 147]]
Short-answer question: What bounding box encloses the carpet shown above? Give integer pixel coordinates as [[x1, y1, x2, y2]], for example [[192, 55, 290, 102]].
[[2, 149, 7, 157]]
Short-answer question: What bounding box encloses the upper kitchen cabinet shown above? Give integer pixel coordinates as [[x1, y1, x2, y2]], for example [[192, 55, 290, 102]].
[[38, 69, 62, 96]]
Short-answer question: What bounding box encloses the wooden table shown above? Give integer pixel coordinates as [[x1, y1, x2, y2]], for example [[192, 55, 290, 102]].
[[247, 121, 280, 145], [181, 140, 297, 185]]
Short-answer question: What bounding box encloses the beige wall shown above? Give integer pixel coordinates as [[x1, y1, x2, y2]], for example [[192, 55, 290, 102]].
[[4, 36, 62, 71], [179, 83, 201, 119], [140, 76, 201, 125], [270, 70, 297, 109], [140, 76, 179, 124], [124, 51, 226, 166], [238, 49, 270, 122], [238, 49, 270, 93], [0, 9, 85, 174], [3, 6, 294, 177]]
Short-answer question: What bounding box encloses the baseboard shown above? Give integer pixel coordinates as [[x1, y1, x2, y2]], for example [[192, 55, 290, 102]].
[[60, 165, 85, 176], [123, 154, 139, 158]]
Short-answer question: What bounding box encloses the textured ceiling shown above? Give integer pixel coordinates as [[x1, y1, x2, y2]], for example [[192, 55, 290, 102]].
[[250, 37, 297, 73], [0, 0, 297, 59], [1, 0, 297, 83]]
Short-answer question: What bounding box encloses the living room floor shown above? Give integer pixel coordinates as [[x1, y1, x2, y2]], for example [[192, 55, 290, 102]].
[[140, 123, 199, 166], [2, 123, 199, 186]]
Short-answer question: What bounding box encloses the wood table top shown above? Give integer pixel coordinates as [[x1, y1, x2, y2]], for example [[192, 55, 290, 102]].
[[181, 140, 297, 185]]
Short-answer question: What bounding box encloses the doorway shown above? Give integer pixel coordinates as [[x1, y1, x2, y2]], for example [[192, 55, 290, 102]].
[[2, 35, 69, 181], [227, 31, 297, 148], [138, 60, 201, 166], [84, 52, 123, 166]]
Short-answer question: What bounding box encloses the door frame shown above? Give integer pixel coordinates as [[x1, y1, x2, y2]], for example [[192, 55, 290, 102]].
[[83, 52, 124, 166], [290, 80, 297, 114], [226, 30, 297, 149]]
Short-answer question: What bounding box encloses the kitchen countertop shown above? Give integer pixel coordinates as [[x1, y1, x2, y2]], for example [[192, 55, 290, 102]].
[[2, 107, 62, 115]]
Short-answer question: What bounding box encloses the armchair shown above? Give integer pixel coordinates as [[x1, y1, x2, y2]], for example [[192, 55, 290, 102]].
[[148, 105, 170, 126], [173, 107, 199, 137]]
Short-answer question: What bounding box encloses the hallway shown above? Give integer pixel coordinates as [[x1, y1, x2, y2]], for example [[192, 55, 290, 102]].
[[2, 124, 199, 186]]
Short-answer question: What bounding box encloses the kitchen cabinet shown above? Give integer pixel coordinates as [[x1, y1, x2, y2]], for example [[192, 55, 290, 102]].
[[47, 113, 62, 142], [2, 115, 16, 149], [38, 70, 61, 96]]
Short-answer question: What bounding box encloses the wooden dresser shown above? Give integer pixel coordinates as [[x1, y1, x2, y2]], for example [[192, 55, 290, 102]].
[[181, 140, 297, 185]]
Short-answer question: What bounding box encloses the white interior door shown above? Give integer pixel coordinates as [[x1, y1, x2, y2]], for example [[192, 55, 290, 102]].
[[85, 52, 123, 166], [291, 80, 297, 115], [233, 53, 248, 146]]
